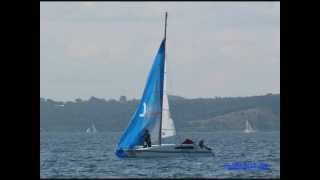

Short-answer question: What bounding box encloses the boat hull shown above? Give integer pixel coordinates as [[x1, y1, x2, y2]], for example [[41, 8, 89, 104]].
[[116, 144, 214, 158]]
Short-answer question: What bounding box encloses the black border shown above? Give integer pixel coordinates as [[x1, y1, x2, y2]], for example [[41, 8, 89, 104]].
[[39, 0, 285, 179]]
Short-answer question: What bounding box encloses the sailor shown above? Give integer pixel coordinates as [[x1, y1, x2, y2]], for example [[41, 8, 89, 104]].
[[182, 138, 194, 144], [198, 140, 212, 150], [199, 140, 205, 149], [143, 129, 152, 148]]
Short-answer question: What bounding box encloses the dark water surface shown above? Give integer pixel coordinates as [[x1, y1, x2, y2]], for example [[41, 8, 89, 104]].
[[40, 131, 280, 178]]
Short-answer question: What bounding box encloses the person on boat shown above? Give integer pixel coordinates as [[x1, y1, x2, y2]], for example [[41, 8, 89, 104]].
[[182, 139, 193, 144], [143, 129, 151, 148], [174, 138, 195, 149], [198, 140, 205, 148], [198, 140, 212, 150], [182, 138, 194, 144]]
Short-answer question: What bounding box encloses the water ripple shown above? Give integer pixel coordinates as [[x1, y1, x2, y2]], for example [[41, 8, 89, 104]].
[[41, 131, 279, 178]]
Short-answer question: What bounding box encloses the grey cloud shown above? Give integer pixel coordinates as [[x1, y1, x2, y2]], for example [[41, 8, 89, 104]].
[[41, 2, 279, 101]]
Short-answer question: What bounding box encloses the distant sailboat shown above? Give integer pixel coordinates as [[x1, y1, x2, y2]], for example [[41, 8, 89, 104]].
[[115, 12, 213, 158], [244, 120, 255, 133], [86, 123, 98, 134]]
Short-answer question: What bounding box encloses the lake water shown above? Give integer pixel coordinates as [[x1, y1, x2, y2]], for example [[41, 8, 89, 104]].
[[40, 131, 280, 178]]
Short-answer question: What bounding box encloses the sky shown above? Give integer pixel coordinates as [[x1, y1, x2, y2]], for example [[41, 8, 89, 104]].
[[40, 2, 280, 101]]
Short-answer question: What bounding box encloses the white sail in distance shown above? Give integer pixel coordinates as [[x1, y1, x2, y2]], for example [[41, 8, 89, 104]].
[[244, 120, 255, 133], [91, 124, 98, 133], [86, 123, 98, 133]]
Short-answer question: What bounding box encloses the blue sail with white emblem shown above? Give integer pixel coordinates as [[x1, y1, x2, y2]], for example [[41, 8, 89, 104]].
[[115, 40, 165, 157]]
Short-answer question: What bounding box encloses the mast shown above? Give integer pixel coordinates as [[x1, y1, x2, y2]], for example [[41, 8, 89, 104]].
[[164, 12, 167, 41], [159, 12, 167, 146]]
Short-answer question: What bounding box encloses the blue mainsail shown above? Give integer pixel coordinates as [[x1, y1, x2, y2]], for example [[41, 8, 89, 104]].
[[115, 40, 165, 158]]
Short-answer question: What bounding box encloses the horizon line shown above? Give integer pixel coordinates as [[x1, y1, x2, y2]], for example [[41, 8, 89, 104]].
[[40, 92, 280, 102]]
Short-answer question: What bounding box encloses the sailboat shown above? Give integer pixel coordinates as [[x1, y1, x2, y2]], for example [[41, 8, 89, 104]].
[[115, 12, 213, 158], [86, 123, 98, 134], [244, 120, 255, 133]]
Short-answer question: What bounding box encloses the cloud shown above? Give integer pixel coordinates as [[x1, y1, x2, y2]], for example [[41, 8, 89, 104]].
[[81, 2, 96, 7], [65, 40, 103, 60], [41, 2, 280, 100]]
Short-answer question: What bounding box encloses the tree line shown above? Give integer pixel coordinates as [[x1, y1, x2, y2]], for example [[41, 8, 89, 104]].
[[40, 94, 279, 132]]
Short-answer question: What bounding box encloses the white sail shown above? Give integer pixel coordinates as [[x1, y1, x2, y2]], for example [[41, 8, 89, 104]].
[[91, 124, 98, 133], [244, 120, 255, 133], [86, 127, 91, 133], [161, 54, 176, 138], [86, 123, 98, 133]]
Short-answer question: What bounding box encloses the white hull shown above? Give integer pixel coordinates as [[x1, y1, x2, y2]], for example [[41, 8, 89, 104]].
[[122, 144, 214, 158]]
